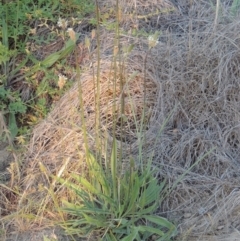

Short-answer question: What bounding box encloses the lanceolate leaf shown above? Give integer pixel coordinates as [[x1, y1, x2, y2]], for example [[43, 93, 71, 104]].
[[123, 173, 140, 216], [138, 225, 165, 237], [8, 112, 18, 139], [143, 215, 176, 231], [120, 227, 139, 241], [110, 139, 118, 200]]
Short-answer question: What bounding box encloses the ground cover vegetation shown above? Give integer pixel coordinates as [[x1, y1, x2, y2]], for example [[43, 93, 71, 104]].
[[1, 0, 240, 241], [0, 0, 94, 142]]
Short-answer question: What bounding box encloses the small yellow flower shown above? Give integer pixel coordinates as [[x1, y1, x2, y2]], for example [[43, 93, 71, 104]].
[[29, 28, 37, 35], [16, 135, 26, 145], [113, 46, 119, 56], [25, 13, 32, 20], [57, 17, 68, 30], [67, 28, 76, 42], [148, 35, 159, 49], [85, 36, 90, 49], [58, 74, 67, 90], [148, 31, 161, 49], [91, 29, 96, 39]]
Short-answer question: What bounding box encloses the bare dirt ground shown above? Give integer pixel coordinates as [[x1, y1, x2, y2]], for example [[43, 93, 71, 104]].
[[2, 0, 240, 241]]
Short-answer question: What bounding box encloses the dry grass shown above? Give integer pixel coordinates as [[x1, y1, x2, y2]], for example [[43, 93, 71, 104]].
[[2, 0, 240, 240]]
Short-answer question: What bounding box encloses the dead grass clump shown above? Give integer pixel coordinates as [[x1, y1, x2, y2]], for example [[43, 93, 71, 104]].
[[140, 6, 240, 240]]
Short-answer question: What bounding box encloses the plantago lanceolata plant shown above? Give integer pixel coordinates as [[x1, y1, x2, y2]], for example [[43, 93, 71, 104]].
[[57, 1, 177, 240], [58, 139, 176, 240]]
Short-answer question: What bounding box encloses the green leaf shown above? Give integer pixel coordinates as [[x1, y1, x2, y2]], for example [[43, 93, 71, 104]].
[[0, 87, 7, 98], [111, 138, 118, 200], [143, 215, 176, 231], [82, 213, 106, 227], [137, 203, 157, 216], [138, 225, 165, 238], [32, 39, 75, 70], [105, 232, 118, 241], [120, 227, 139, 241], [41, 53, 61, 68], [58, 40, 75, 59], [8, 112, 18, 139], [123, 173, 140, 216], [140, 179, 160, 207], [1, 18, 8, 47], [88, 152, 111, 196], [8, 100, 26, 114], [71, 174, 99, 195]]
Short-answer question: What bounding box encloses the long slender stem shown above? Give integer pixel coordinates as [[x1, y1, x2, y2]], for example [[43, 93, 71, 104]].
[[95, 0, 101, 156], [76, 47, 89, 159], [214, 0, 220, 31], [140, 48, 151, 169], [111, 0, 121, 203]]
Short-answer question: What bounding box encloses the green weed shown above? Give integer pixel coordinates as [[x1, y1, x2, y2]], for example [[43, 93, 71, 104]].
[[0, 0, 95, 140], [0, 87, 27, 140], [56, 1, 177, 241], [58, 141, 176, 240]]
